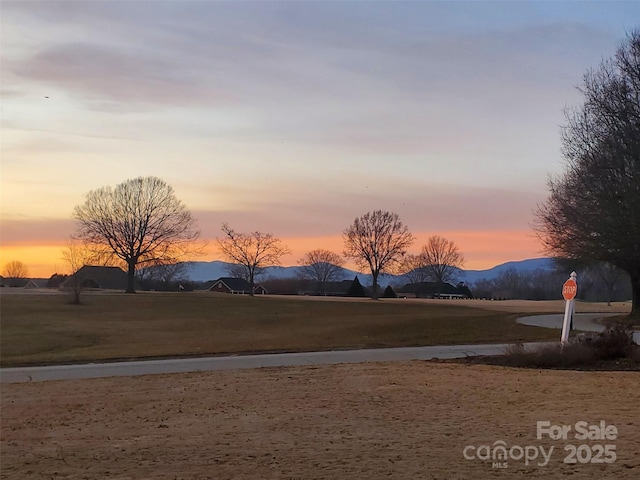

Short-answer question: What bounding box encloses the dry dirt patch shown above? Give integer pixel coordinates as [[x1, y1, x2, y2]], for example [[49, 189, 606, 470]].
[[2, 362, 638, 479]]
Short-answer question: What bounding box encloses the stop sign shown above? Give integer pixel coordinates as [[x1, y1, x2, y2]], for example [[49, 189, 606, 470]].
[[562, 278, 577, 301]]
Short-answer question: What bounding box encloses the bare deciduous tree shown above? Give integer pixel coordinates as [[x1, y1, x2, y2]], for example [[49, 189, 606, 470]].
[[73, 176, 201, 293], [535, 31, 640, 317], [62, 239, 94, 304], [398, 253, 429, 297], [420, 235, 465, 293], [343, 210, 414, 299], [227, 263, 252, 282], [298, 249, 345, 294], [2, 260, 29, 279], [583, 262, 625, 307], [217, 223, 290, 296], [137, 262, 188, 289]]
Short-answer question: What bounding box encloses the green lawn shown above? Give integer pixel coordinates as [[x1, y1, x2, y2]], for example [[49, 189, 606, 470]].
[[0, 291, 560, 366]]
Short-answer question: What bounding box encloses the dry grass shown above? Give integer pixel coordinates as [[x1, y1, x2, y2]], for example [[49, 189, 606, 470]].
[[0, 291, 568, 367], [2, 293, 637, 478], [485, 324, 640, 370], [421, 298, 632, 314], [2, 361, 638, 479]]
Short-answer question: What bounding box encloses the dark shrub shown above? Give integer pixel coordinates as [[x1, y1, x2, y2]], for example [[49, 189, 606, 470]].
[[347, 276, 367, 297], [499, 322, 638, 369], [502, 343, 596, 368], [574, 323, 636, 360], [382, 285, 397, 298]]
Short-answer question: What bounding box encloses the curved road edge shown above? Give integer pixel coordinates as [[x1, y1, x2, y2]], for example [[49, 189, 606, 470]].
[[517, 312, 640, 343], [1, 342, 541, 384], [3, 313, 636, 384]]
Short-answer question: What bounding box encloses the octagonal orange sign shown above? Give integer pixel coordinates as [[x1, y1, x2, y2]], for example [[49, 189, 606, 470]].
[[562, 279, 577, 301]]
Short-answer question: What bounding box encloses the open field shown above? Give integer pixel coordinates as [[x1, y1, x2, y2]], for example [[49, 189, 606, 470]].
[[1, 293, 637, 478], [2, 360, 638, 479], [1, 291, 631, 367]]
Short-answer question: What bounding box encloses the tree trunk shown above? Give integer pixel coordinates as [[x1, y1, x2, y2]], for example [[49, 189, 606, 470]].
[[630, 269, 640, 319], [371, 271, 379, 299], [249, 271, 255, 297], [436, 281, 443, 298], [126, 261, 136, 293], [72, 285, 81, 304], [70, 275, 82, 304]]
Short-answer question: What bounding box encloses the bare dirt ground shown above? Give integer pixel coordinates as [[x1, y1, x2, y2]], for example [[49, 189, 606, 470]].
[[2, 361, 638, 479]]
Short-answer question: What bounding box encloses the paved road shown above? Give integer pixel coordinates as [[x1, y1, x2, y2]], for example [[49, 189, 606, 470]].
[[516, 312, 613, 331], [3, 313, 636, 384], [1, 343, 536, 384], [517, 312, 640, 343]]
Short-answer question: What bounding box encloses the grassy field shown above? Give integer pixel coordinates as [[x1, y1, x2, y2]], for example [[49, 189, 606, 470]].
[[0, 290, 584, 366], [2, 291, 631, 367]]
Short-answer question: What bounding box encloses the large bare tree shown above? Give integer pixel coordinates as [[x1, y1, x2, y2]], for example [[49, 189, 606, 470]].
[[2, 260, 29, 279], [217, 223, 290, 296], [298, 249, 345, 294], [420, 235, 465, 293], [535, 31, 640, 318], [73, 176, 201, 293], [343, 210, 414, 298]]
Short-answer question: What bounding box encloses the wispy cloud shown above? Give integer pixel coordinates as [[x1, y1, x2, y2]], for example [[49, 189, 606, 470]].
[[0, 218, 75, 245], [10, 42, 231, 108], [191, 180, 542, 240], [1, 1, 637, 276]]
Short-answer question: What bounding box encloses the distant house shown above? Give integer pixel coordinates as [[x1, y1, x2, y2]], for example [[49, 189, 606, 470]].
[[23, 279, 42, 289], [61, 265, 128, 291], [297, 279, 354, 296], [46, 273, 69, 288], [207, 277, 268, 295], [400, 281, 471, 299], [0, 277, 43, 288]]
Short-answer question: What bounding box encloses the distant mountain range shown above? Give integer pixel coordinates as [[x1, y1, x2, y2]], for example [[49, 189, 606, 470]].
[[460, 258, 554, 284], [184, 258, 554, 286]]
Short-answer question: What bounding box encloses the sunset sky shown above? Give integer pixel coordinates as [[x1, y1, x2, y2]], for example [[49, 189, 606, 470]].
[[1, 1, 639, 278]]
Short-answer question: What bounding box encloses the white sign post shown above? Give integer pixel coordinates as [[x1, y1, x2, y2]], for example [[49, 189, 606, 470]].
[[560, 271, 578, 345]]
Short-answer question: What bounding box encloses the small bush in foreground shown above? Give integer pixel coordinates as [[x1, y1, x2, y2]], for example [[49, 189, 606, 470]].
[[502, 342, 596, 368], [574, 322, 636, 360], [500, 324, 638, 369]]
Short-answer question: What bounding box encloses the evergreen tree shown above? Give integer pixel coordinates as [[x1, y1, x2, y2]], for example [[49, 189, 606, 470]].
[[382, 285, 397, 298], [347, 276, 366, 297]]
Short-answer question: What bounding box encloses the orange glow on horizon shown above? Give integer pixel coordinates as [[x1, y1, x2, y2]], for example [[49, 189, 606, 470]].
[[1, 230, 543, 279], [413, 230, 545, 270], [0, 243, 70, 278]]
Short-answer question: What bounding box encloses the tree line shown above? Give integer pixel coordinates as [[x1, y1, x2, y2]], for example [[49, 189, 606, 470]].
[[472, 263, 632, 303], [70, 188, 465, 300], [534, 30, 640, 318]]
